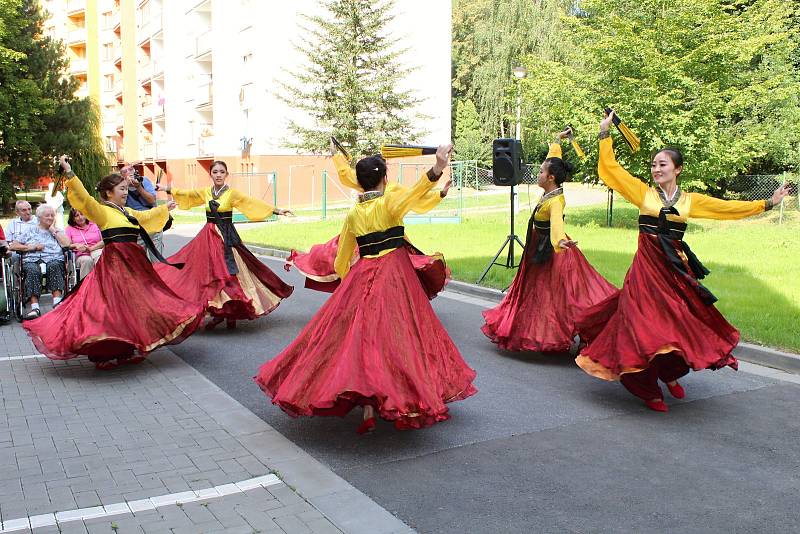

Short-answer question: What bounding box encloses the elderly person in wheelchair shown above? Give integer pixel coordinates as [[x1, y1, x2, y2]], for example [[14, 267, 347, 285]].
[[11, 205, 72, 320]]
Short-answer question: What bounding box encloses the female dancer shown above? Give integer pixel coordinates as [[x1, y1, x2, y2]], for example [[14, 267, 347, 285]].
[[482, 130, 617, 353], [24, 156, 204, 369], [255, 145, 477, 433], [155, 160, 294, 330], [285, 143, 450, 299], [576, 112, 792, 412]]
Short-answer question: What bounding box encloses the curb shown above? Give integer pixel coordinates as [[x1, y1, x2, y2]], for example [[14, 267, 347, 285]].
[[247, 242, 800, 376]]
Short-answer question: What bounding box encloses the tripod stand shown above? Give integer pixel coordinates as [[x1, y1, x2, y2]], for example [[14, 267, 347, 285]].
[[477, 185, 525, 283]]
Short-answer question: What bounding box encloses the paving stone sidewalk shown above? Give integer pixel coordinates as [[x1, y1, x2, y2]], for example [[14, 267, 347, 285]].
[[0, 321, 412, 534]]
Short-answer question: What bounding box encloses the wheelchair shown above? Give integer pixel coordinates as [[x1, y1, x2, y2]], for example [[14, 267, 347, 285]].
[[11, 247, 77, 321], [0, 247, 16, 323]]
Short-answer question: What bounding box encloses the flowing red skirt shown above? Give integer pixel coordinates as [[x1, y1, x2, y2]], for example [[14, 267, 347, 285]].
[[155, 223, 293, 320], [255, 247, 477, 429], [24, 242, 204, 362], [285, 234, 450, 299], [575, 233, 739, 381], [481, 233, 617, 353]]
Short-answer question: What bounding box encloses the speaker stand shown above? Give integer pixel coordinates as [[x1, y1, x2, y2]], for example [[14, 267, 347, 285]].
[[477, 185, 525, 284]]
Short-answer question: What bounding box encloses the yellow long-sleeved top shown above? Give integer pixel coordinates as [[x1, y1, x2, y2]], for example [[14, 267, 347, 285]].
[[333, 153, 443, 213], [598, 137, 766, 222], [171, 187, 275, 220], [334, 171, 439, 279], [531, 143, 568, 250], [66, 176, 168, 234]]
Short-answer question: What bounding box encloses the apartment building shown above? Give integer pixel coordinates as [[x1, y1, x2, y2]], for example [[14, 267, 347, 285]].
[[41, 0, 452, 208]]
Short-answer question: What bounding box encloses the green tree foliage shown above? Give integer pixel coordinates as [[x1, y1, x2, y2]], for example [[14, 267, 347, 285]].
[[0, 0, 112, 206], [278, 0, 424, 157], [463, 0, 800, 190], [452, 0, 573, 140], [454, 99, 489, 163]]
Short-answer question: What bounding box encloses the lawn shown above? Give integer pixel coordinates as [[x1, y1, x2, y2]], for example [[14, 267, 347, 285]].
[[239, 200, 800, 354]]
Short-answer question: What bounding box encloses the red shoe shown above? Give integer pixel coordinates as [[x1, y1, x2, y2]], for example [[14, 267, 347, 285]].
[[645, 399, 669, 413], [356, 417, 376, 435], [204, 317, 224, 331], [95, 361, 118, 371], [666, 381, 685, 399], [226, 319, 237, 330]]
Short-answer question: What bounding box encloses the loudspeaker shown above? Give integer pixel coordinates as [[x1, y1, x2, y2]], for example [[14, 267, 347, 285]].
[[492, 138, 523, 186]]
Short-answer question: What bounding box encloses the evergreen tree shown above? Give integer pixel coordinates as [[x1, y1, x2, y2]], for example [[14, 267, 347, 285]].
[[0, 0, 109, 205], [278, 0, 424, 157]]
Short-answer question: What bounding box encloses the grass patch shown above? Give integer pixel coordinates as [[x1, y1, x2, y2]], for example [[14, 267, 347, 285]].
[[239, 200, 800, 353]]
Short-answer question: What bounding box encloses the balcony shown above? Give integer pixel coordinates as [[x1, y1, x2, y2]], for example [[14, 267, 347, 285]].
[[66, 0, 85, 16], [141, 142, 154, 160], [151, 13, 163, 37], [70, 58, 88, 75], [198, 136, 215, 158], [195, 30, 212, 59], [67, 28, 87, 46], [154, 142, 167, 160], [151, 56, 163, 78], [195, 81, 213, 109]]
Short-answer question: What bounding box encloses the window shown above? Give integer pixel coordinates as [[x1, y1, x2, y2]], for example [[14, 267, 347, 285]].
[[104, 74, 114, 91], [103, 43, 114, 61], [102, 11, 113, 29]]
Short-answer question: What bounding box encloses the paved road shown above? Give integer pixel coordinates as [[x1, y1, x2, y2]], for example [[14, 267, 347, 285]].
[[164, 232, 800, 534]]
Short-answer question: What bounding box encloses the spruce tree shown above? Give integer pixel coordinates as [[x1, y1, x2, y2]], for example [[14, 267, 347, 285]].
[[278, 0, 424, 157]]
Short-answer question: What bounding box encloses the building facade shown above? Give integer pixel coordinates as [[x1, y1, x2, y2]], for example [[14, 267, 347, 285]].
[[40, 0, 452, 208]]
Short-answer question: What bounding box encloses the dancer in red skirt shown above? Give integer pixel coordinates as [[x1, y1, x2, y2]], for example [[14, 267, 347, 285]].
[[155, 160, 294, 331], [482, 129, 617, 353], [24, 157, 205, 369], [285, 141, 450, 299], [576, 112, 792, 412], [255, 144, 477, 433]]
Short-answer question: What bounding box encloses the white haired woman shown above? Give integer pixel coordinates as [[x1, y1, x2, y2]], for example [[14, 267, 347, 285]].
[[15, 204, 71, 319]]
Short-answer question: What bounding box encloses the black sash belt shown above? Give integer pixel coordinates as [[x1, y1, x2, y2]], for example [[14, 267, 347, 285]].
[[638, 210, 716, 305], [524, 216, 560, 265], [356, 226, 405, 257], [101, 221, 183, 269], [208, 201, 241, 275]]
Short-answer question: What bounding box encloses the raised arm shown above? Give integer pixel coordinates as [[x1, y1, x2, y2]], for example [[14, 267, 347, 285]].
[[126, 204, 169, 234], [229, 189, 276, 221], [65, 176, 109, 228], [597, 136, 648, 207], [166, 187, 207, 210], [333, 153, 360, 191], [386, 144, 452, 219]]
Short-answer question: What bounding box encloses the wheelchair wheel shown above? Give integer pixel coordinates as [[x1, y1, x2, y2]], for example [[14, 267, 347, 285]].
[[0, 257, 11, 323], [10, 257, 24, 322]]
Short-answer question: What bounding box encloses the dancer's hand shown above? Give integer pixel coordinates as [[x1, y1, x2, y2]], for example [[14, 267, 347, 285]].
[[275, 208, 294, 217], [432, 144, 453, 176], [600, 110, 615, 133], [440, 179, 453, 198], [771, 182, 792, 206], [557, 128, 572, 140], [166, 200, 177, 211], [59, 155, 72, 173], [558, 239, 578, 249]]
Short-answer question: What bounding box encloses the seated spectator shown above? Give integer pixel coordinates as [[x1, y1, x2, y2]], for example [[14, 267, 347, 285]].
[[65, 208, 104, 279], [7, 200, 39, 251], [14, 205, 71, 319], [0, 222, 8, 255]]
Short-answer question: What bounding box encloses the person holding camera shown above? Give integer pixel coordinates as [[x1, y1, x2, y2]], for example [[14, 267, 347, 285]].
[[23, 156, 204, 370], [121, 163, 163, 262], [482, 130, 616, 354]]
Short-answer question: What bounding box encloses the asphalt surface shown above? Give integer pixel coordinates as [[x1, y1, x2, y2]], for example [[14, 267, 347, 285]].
[[163, 233, 800, 534]]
